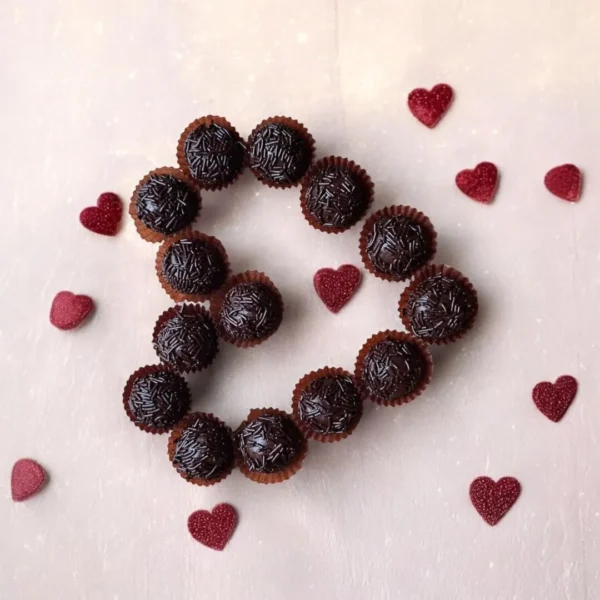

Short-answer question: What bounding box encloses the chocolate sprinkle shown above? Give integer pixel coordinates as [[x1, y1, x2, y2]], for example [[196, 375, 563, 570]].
[[127, 370, 190, 429], [248, 123, 311, 185], [173, 415, 234, 481], [154, 309, 218, 372], [218, 282, 282, 342], [236, 414, 304, 473], [136, 174, 198, 235], [298, 375, 361, 435], [366, 215, 434, 279], [404, 274, 477, 342], [304, 165, 370, 229], [361, 339, 426, 401], [162, 238, 227, 295], [183, 122, 245, 188]]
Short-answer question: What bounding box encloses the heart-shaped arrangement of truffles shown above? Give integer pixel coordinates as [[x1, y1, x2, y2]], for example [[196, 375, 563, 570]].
[[121, 113, 479, 489]]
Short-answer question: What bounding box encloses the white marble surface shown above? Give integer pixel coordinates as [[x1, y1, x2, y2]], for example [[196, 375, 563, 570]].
[[2, 1, 600, 598]]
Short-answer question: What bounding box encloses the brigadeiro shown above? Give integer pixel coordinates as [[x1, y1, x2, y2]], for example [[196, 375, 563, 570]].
[[246, 116, 315, 188], [168, 412, 235, 486], [153, 304, 219, 373], [177, 115, 245, 190], [359, 205, 437, 282], [156, 231, 230, 302], [130, 167, 201, 243], [211, 271, 283, 348], [398, 264, 478, 344], [291, 367, 363, 443], [122, 365, 191, 434], [234, 408, 307, 484], [300, 156, 374, 233], [355, 330, 433, 406]]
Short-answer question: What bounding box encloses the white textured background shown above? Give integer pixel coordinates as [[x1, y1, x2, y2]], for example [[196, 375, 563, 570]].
[[1, 1, 599, 599]]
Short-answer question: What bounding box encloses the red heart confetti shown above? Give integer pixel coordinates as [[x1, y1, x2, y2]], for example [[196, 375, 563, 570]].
[[11, 459, 47, 502], [469, 476, 521, 526], [407, 83, 454, 128], [544, 164, 582, 202], [188, 503, 237, 551], [80, 192, 123, 236], [49, 291, 94, 330], [532, 375, 578, 422], [313, 265, 362, 313], [455, 162, 499, 204]]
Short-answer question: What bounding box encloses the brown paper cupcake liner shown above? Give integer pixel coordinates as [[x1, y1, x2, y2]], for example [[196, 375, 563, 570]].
[[176, 115, 245, 191], [354, 330, 433, 406], [167, 412, 235, 487], [155, 230, 231, 303], [246, 116, 315, 189], [122, 364, 191, 435], [359, 205, 438, 282], [299, 156, 375, 234], [291, 367, 363, 443], [234, 408, 308, 484], [210, 270, 284, 348], [129, 167, 201, 243], [398, 264, 479, 345], [152, 303, 219, 374]]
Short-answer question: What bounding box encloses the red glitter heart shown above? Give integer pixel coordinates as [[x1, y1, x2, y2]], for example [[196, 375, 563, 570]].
[[80, 192, 123, 236], [314, 265, 361, 313], [49, 291, 94, 330], [544, 164, 582, 202], [188, 504, 237, 551], [407, 84, 453, 128], [469, 476, 521, 526], [532, 375, 578, 422], [455, 162, 499, 204], [11, 459, 47, 502]]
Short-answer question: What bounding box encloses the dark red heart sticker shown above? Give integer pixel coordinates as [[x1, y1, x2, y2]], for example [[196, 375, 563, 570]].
[[50, 291, 94, 330], [408, 83, 454, 128], [456, 162, 499, 204], [544, 164, 582, 202], [80, 192, 123, 236], [532, 375, 578, 422], [470, 476, 521, 526], [314, 265, 361, 313], [188, 503, 237, 551], [11, 459, 47, 502]]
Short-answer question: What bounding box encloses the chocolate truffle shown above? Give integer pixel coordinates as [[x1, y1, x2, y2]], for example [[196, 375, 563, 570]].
[[236, 412, 305, 474], [161, 237, 227, 296], [135, 172, 199, 236], [217, 280, 283, 345], [297, 373, 362, 436], [153, 305, 218, 373], [247, 118, 314, 186], [170, 413, 235, 483], [124, 366, 191, 432], [179, 117, 245, 189], [400, 267, 478, 344]]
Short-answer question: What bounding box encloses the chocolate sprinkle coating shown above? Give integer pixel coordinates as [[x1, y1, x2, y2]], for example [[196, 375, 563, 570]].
[[404, 274, 477, 341], [183, 122, 245, 188], [361, 339, 426, 401], [366, 215, 434, 279], [304, 166, 370, 229], [248, 123, 311, 185], [162, 238, 227, 295], [236, 414, 304, 473], [136, 174, 198, 235], [154, 310, 218, 372], [172, 416, 234, 481], [298, 375, 361, 434], [219, 282, 282, 342], [128, 370, 190, 429]]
